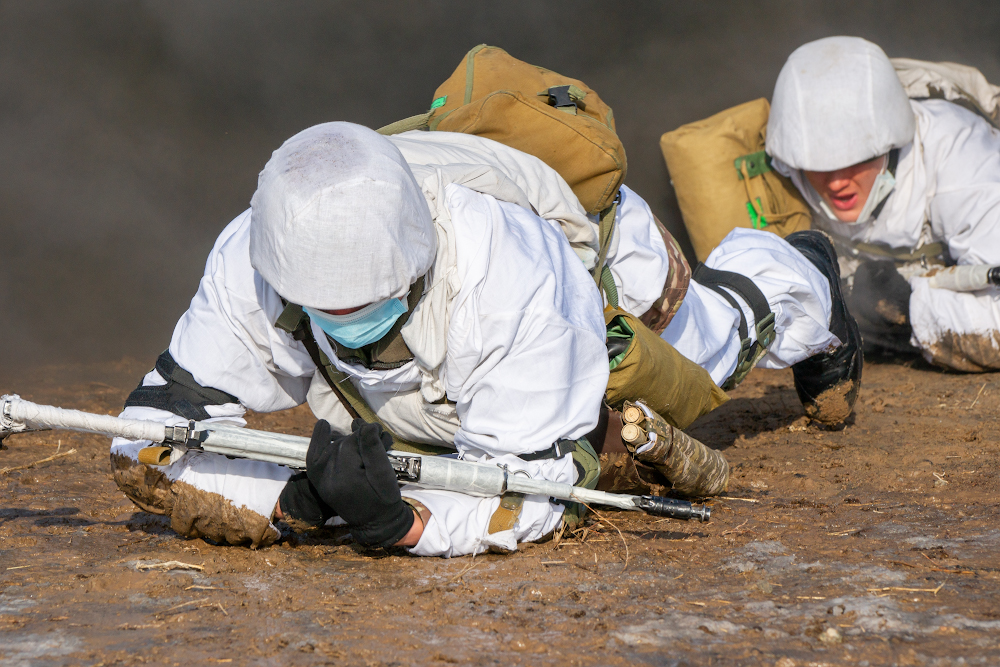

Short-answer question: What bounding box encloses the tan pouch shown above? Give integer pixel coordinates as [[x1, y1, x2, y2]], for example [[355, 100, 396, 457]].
[[426, 45, 625, 215], [604, 308, 728, 430], [660, 98, 811, 261]]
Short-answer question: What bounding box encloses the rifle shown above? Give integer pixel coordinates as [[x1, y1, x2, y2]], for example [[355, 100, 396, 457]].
[[0, 394, 710, 522], [928, 265, 1000, 291]]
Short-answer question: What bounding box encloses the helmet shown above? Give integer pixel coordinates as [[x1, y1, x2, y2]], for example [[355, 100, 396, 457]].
[[249, 122, 434, 310], [766, 36, 915, 172]]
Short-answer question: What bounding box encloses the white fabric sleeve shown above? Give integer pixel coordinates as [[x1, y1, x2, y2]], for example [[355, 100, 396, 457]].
[[907, 101, 1000, 347], [662, 229, 838, 384], [604, 185, 671, 317], [401, 453, 573, 557], [922, 102, 1000, 268], [909, 278, 1000, 360], [442, 185, 609, 458], [168, 210, 317, 413]]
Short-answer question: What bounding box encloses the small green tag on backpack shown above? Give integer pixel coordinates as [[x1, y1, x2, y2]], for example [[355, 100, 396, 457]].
[[430, 96, 447, 110]]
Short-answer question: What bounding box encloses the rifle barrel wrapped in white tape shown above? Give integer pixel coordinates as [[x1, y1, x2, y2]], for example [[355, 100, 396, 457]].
[[928, 265, 1000, 292], [0, 395, 708, 521]]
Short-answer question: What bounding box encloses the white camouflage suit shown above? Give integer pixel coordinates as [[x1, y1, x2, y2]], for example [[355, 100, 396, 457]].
[[112, 123, 836, 557], [770, 37, 1000, 371]]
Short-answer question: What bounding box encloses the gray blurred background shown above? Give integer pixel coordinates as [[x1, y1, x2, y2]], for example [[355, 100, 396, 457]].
[[2, 0, 998, 377]]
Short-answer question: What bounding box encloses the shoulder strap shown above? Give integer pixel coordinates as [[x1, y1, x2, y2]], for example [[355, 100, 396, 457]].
[[275, 302, 451, 456], [376, 112, 433, 136], [592, 193, 621, 309]]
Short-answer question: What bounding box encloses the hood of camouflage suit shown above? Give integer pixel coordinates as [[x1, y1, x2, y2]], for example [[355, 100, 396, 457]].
[[249, 122, 434, 310]]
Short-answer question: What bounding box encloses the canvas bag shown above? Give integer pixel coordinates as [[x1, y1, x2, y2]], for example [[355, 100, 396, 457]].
[[660, 98, 811, 262], [379, 44, 626, 215]]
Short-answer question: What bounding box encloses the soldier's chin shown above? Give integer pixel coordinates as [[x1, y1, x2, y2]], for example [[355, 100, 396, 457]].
[[831, 205, 863, 223]]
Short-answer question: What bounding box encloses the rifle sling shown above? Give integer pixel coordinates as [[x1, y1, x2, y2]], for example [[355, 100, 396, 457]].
[[274, 296, 452, 457]]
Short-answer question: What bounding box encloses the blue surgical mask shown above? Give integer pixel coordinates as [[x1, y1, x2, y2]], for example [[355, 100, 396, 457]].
[[304, 297, 408, 350]]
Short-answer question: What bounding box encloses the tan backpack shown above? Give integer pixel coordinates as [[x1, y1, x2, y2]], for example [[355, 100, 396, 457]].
[[660, 98, 811, 262], [378, 44, 626, 216], [892, 58, 1000, 128]]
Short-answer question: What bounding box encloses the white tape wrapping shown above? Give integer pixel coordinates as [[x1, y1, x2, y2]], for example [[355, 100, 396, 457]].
[[928, 265, 995, 292], [2, 395, 167, 443], [0, 394, 644, 512]]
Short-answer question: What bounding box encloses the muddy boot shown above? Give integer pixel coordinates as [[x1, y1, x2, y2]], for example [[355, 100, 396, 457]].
[[619, 401, 729, 497], [111, 453, 280, 548], [785, 231, 864, 425]]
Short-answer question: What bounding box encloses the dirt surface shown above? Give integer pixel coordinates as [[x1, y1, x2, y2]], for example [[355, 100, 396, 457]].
[[2, 358, 999, 666]]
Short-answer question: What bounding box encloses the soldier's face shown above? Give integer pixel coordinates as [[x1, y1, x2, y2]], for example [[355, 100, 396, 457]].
[[803, 155, 886, 223]]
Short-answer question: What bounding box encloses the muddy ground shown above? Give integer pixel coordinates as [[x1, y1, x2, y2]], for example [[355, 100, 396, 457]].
[[1, 358, 999, 666]]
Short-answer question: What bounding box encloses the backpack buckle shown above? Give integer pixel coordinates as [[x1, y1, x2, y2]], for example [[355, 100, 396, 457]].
[[539, 85, 586, 114]]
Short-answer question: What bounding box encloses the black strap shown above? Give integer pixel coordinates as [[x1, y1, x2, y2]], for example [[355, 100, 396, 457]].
[[692, 264, 776, 390], [519, 439, 578, 461], [124, 350, 239, 421], [700, 277, 750, 343], [692, 265, 772, 328]]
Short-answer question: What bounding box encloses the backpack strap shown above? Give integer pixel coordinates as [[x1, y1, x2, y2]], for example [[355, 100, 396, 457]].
[[376, 112, 433, 136], [592, 192, 621, 309], [692, 264, 776, 390], [274, 301, 452, 456]]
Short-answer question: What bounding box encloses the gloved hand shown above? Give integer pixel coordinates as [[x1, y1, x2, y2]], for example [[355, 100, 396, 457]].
[[277, 472, 334, 528], [305, 419, 414, 548], [848, 260, 913, 350]]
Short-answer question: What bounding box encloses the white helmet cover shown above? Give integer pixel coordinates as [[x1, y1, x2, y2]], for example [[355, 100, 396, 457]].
[[249, 122, 434, 310], [766, 36, 916, 171]]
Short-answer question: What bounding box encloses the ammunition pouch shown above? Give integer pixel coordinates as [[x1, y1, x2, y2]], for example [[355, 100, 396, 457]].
[[604, 307, 728, 430]]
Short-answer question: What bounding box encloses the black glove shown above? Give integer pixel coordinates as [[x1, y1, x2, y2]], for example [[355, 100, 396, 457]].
[[277, 472, 334, 528], [848, 260, 913, 350], [305, 419, 414, 548]]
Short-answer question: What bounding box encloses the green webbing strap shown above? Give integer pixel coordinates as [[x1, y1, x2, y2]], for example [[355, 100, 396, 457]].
[[376, 112, 433, 136], [592, 194, 620, 307], [600, 265, 619, 310], [692, 264, 776, 391], [464, 44, 488, 105], [557, 437, 601, 530], [734, 151, 772, 180], [274, 302, 451, 457]]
